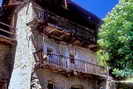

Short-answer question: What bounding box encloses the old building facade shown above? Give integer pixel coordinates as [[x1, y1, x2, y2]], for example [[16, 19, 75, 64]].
[[0, 0, 110, 89]]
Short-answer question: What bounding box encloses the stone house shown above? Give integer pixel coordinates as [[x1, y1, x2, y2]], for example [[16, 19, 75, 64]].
[[0, 0, 109, 89]]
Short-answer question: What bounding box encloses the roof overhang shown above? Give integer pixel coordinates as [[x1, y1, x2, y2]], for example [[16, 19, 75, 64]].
[[33, 0, 102, 30]]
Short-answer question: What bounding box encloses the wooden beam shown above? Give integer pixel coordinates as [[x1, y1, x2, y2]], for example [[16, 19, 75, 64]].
[[0, 29, 15, 35], [46, 26, 64, 35], [7, 0, 22, 6], [72, 40, 81, 45], [88, 44, 97, 48], [3, 2, 20, 8]]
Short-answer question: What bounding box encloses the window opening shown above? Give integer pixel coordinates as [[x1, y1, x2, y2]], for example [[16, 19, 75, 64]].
[[69, 54, 75, 64], [47, 82, 54, 89], [47, 47, 53, 55]]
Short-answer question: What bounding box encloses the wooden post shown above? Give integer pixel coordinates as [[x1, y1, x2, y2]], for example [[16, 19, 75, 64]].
[[30, 71, 43, 89], [106, 67, 110, 89]]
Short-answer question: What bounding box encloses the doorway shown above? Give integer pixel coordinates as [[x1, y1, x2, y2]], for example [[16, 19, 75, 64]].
[[71, 85, 83, 89]]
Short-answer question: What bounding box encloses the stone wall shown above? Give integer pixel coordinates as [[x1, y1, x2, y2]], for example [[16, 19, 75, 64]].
[[9, 3, 35, 89], [0, 43, 16, 88]]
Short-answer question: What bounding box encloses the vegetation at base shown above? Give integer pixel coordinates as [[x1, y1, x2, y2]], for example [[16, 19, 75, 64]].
[[97, 0, 133, 78]]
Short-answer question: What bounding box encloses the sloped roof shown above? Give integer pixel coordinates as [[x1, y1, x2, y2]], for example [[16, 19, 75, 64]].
[[34, 0, 102, 30]]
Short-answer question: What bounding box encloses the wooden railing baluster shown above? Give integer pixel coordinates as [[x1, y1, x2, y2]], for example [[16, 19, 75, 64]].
[[34, 52, 106, 76]]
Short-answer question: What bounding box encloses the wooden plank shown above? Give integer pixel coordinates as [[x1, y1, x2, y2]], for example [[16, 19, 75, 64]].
[[3, 3, 19, 8], [0, 29, 15, 35], [46, 26, 63, 35], [0, 35, 16, 45], [0, 22, 14, 30], [0, 35, 15, 41]]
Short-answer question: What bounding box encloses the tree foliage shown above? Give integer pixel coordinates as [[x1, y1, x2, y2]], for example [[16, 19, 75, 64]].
[[97, 0, 133, 78]]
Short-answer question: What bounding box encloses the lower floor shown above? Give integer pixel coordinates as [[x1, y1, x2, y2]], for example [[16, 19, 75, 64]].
[[0, 43, 15, 89], [36, 69, 106, 89]]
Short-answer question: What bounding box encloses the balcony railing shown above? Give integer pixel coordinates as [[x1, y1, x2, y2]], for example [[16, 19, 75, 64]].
[[34, 51, 107, 76], [0, 21, 16, 44]]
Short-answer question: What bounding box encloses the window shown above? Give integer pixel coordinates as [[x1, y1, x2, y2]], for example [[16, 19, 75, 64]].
[[47, 81, 55, 89], [69, 54, 75, 64], [47, 47, 55, 63], [47, 48, 53, 55]]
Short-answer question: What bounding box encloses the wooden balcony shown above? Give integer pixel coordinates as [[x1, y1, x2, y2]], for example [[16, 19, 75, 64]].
[[0, 22, 16, 45], [34, 51, 107, 78]]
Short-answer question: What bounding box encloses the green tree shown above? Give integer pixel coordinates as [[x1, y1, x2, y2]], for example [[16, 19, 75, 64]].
[[97, 0, 133, 78]]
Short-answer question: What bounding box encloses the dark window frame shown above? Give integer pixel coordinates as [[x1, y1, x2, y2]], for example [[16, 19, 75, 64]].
[[47, 81, 55, 89], [69, 54, 75, 64], [47, 47, 53, 55]]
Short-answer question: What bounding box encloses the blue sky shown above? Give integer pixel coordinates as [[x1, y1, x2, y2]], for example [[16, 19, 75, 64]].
[[0, 0, 118, 18], [73, 0, 118, 18], [0, 0, 2, 5]]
